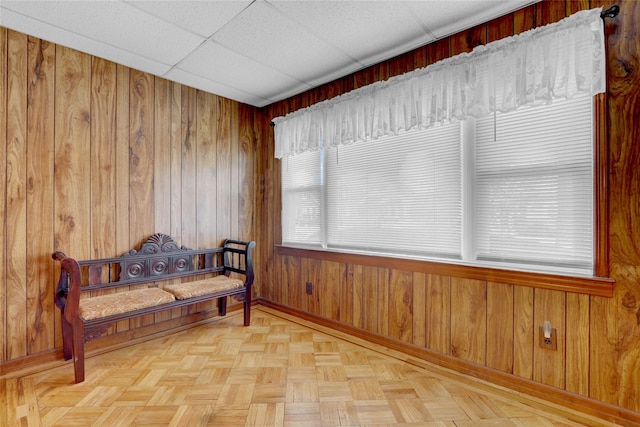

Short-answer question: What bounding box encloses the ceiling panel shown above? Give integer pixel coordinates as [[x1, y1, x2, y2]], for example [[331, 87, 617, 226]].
[[407, 0, 531, 38], [164, 67, 272, 107], [125, 0, 252, 38], [271, 1, 436, 67], [176, 40, 312, 101], [0, 0, 540, 107], [0, 6, 174, 77], [210, 1, 356, 83], [2, 0, 203, 64]]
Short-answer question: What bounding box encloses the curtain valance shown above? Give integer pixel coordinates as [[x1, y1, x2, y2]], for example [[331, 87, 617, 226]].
[[273, 8, 605, 159]]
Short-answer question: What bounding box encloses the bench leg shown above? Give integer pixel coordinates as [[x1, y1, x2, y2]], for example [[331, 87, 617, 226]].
[[218, 296, 227, 316], [243, 299, 251, 326], [61, 312, 73, 361], [72, 321, 85, 383], [243, 288, 252, 326]]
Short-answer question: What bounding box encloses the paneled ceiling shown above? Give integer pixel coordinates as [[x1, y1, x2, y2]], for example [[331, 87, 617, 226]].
[[0, 0, 538, 107]]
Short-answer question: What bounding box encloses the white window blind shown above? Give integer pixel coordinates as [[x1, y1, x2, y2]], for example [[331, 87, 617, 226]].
[[326, 124, 462, 258], [473, 93, 593, 273], [281, 92, 595, 275], [281, 150, 323, 246]]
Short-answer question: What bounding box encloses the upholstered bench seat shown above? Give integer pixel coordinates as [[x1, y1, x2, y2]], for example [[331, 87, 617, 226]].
[[79, 287, 176, 321], [164, 276, 244, 300], [78, 276, 244, 321]]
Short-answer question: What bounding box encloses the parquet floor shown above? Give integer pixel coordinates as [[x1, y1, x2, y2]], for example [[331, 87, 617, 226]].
[[1, 307, 619, 426]]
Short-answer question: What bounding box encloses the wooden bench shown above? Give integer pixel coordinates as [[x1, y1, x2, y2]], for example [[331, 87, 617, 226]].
[[53, 233, 256, 383]]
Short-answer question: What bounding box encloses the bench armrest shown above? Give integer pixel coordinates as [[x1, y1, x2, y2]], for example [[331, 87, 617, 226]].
[[52, 251, 82, 322], [223, 239, 256, 288]]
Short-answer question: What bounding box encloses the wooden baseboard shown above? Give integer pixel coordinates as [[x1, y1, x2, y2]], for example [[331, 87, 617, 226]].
[[255, 298, 640, 427]]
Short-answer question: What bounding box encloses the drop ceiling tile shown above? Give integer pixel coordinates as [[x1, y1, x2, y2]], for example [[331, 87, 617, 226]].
[[164, 67, 271, 107], [177, 41, 312, 100], [0, 7, 172, 76], [125, 0, 252, 38], [406, 0, 538, 39], [305, 61, 364, 89], [211, 0, 355, 84], [1, 0, 204, 65], [272, 1, 435, 67]]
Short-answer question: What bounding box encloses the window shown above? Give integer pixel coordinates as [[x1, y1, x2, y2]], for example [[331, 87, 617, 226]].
[[281, 92, 594, 276], [325, 122, 462, 259], [281, 149, 324, 246]]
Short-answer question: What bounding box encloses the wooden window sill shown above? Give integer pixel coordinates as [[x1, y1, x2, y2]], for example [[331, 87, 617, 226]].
[[275, 245, 614, 297]]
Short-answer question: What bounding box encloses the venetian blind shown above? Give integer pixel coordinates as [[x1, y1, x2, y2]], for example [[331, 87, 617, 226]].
[[325, 123, 462, 258], [474, 92, 593, 274]]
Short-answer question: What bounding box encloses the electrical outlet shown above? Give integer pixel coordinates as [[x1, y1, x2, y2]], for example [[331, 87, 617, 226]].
[[305, 282, 313, 295], [538, 325, 558, 350]]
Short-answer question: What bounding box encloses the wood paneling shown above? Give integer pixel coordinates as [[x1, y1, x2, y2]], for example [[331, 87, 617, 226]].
[[450, 278, 486, 364], [339, 262, 354, 325], [114, 64, 132, 332], [154, 78, 172, 236], [533, 289, 565, 388], [256, 0, 640, 419], [0, 28, 256, 368], [26, 36, 55, 355], [513, 4, 536, 34], [589, 0, 640, 411], [513, 286, 534, 380], [307, 258, 321, 316], [486, 282, 513, 373], [180, 85, 196, 251], [129, 69, 155, 327], [377, 267, 390, 336], [195, 90, 218, 313], [425, 274, 450, 355], [238, 103, 255, 243], [565, 292, 590, 395], [487, 13, 514, 43], [411, 272, 426, 347], [451, 23, 486, 55], [153, 77, 173, 323], [230, 102, 240, 242], [169, 81, 182, 245], [6, 30, 28, 361], [388, 270, 413, 343], [350, 264, 364, 329], [362, 265, 378, 334], [287, 256, 301, 310], [216, 96, 231, 242], [0, 27, 7, 363], [320, 260, 340, 321], [90, 58, 117, 260], [54, 46, 93, 352]]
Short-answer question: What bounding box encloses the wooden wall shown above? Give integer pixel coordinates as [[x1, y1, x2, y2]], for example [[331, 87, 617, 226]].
[[0, 28, 256, 365], [255, 0, 640, 420]]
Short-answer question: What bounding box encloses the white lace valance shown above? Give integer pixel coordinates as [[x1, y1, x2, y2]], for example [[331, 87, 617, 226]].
[[273, 8, 605, 159]]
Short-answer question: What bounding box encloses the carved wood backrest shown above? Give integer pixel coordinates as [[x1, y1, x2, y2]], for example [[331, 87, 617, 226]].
[[55, 233, 255, 296], [76, 234, 226, 292]]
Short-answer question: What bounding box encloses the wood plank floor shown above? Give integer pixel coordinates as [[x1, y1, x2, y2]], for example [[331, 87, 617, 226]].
[[1, 307, 620, 426]]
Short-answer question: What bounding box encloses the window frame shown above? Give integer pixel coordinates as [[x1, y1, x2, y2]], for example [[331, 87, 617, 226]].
[[276, 93, 613, 297]]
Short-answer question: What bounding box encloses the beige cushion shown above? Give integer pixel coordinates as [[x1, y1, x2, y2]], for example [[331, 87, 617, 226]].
[[164, 276, 244, 300], [79, 287, 176, 321]]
